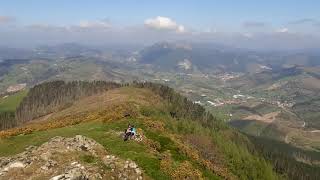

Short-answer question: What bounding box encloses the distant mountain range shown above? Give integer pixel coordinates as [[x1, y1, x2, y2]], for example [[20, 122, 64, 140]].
[[135, 42, 320, 73]]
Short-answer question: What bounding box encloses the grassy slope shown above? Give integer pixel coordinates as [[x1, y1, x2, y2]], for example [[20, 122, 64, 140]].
[[0, 121, 172, 179], [0, 90, 28, 112], [0, 87, 279, 180]]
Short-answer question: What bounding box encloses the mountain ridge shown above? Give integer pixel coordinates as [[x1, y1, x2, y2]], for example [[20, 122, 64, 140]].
[[0, 81, 282, 179]]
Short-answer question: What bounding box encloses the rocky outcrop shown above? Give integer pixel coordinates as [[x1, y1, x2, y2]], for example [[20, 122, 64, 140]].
[[0, 135, 143, 180]]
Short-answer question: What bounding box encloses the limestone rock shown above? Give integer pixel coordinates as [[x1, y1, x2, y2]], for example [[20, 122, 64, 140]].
[[0, 135, 144, 180]]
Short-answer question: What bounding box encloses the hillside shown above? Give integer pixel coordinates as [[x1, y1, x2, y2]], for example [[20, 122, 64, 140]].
[[224, 65, 320, 150], [0, 81, 286, 180], [0, 81, 319, 179]]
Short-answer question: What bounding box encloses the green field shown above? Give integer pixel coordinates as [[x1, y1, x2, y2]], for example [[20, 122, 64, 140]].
[[0, 90, 28, 112]]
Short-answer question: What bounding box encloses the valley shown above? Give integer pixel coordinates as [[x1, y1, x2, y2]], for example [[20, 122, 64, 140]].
[[1, 43, 320, 150], [0, 42, 319, 179]]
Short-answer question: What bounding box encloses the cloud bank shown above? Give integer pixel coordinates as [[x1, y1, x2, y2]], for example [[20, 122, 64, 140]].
[[144, 16, 186, 33], [276, 28, 289, 33], [79, 19, 111, 29], [0, 15, 319, 50]]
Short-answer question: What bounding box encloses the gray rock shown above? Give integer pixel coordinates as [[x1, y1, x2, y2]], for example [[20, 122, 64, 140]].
[[0, 135, 144, 179], [129, 162, 137, 169], [135, 168, 142, 175]]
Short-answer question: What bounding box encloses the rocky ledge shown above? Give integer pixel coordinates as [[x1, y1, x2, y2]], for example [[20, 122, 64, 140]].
[[0, 135, 143, 180]]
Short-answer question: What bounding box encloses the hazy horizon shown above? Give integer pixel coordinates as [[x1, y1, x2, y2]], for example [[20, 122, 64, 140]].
[[1, 0, 320, 50]]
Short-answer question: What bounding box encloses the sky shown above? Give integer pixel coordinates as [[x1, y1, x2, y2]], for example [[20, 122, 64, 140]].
[[1, 0, 320, 49]]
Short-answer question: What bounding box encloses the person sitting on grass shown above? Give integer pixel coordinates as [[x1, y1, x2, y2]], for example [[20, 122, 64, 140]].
[[130, 125, 136, 139], [123, 124, 132, 141]]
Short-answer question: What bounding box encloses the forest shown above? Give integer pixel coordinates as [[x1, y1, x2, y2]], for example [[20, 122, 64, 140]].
[[249, 135, 320, 180], [0, 81, 120, 130]]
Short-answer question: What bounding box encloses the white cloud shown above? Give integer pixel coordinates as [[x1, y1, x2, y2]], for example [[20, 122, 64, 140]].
[[144, 16, 186, 33], [276, 27, 289, 33], [2, 17, 320, 50], [79, 19, 111, 28], [177, 25, 185, 33]]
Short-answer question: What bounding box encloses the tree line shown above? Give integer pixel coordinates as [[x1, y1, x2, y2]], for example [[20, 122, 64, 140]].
[[0, 80, 120, 130], [0, 112, 16, 130], [248, 135, 320, 180], [16, 80, 121, 123], [2, 81, 224, 131], [132, 81, 226, 131]]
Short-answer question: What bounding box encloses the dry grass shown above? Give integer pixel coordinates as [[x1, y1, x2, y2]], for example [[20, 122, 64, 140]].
[[181, 134, 234, 179], [160, 151, 203, 180], [0, 87, 164, 138]]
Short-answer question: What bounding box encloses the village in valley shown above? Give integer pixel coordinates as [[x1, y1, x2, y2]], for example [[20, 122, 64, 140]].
[[147, 71, 296, 121]]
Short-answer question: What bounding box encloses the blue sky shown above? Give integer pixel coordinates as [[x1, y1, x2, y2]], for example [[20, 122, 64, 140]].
[[0, 1, 320, 49], [1, 0, 319, 29]]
